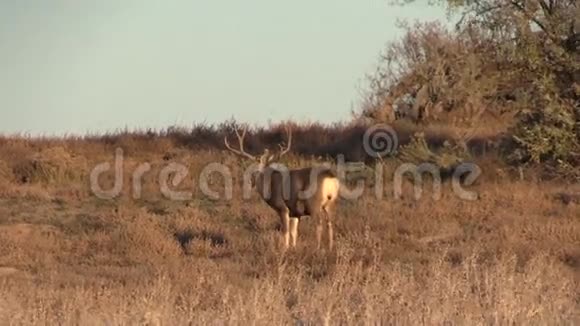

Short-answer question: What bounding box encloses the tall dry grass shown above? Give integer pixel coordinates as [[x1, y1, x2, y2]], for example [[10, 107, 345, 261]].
[[0, 123, 578, 325]]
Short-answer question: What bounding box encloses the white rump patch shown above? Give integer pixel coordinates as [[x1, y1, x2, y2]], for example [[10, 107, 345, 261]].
[[321, 177, 340, 206]]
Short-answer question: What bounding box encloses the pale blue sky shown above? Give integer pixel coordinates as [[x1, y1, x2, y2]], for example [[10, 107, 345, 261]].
[[0, 1, 446, 136]]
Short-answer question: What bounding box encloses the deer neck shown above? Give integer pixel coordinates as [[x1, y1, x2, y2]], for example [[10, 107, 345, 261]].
[[254, 164, 275, 201]]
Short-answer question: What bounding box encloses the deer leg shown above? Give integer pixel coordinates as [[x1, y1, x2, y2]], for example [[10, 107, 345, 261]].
[[323, 207, 334, 251], [316, 213, 324, 251], [280, 210, 290, 250], [289, 217, 299, 248], [327, 219, 334, 251]]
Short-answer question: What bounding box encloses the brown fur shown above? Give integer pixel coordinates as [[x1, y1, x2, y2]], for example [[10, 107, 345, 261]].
[[256, 166, 340, 250], [225, 126, 340, 250]]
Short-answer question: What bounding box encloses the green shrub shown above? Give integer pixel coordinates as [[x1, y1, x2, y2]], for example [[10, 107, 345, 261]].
[[397, 132, 468, 177]]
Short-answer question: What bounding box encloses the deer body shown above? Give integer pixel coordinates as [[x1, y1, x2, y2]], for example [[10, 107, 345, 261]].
[[255, 166, 340, 249], [225, 127, 340, 251]]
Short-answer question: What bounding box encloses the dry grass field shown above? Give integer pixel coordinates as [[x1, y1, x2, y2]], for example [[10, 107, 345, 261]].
[[0, 123, 578, 325]]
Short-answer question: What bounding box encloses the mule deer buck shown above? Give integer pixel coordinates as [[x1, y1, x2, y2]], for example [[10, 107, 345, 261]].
[[224, 126, 340, 251]]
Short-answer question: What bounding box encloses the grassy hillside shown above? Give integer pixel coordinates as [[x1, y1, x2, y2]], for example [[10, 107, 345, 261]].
[[0, 121, 578, 324]]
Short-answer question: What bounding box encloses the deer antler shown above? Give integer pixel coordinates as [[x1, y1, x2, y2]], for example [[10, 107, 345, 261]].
[[224, 126, 256, 160], [277, 126, 292, 158]]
